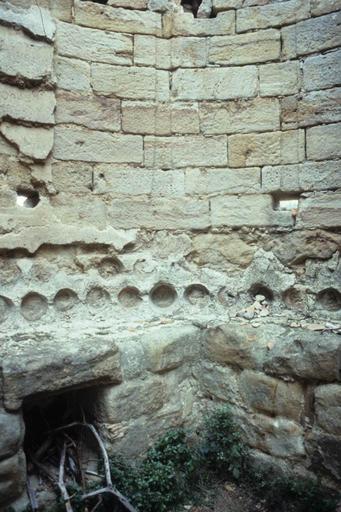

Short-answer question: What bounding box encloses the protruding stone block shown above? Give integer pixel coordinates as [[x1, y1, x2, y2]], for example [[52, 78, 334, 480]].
[[315, 385, 341, 436], [0, 83, 55, 125], [237, 0, 309, 32]]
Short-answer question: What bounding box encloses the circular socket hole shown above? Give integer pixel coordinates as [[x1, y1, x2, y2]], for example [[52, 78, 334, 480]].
[[16, 189, 40, 208], [0, 295, 14, 322], [283, 287, 305, 310], [185, 284, 210, 305], [150, 283, 177, 308], [98, 257, 123, 278], [21, 292, 48, 321], [249, 284, 274, 302], [317, 288, 341, 311], [54, 289, 79, 312], [118, 287, 142, 308], [86, 287, 110, 309]]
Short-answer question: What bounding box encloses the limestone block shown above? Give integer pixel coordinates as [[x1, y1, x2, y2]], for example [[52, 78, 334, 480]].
[[50, 192, 108, 227], [282, 12, 341, 58], [185, 167, 261, 195], [197, 0, 213, 17], [213, 0, 242, 10], [56, 21, 132, 66], [190, 232, 255, 267], [0, 450, 26, 505], [108, 0, 148, 7], [282, 89, 341, 129], [0, 83, 55, 125], [306, 432, 341, 480], [315, 384, 341, 435], [208, 30, 280, 66], [100, 378, 167, 421], [259, 61, 300, 96], [169, 11, 235, 36], [0, 25, 54, 83], [237, 0, 309, 32], [172, 66, 258, 100], [228, 130, 304, 167], [74, 1, 162, 35], [91, 64, 169, 101], [303, 50, 341, 92], [210, 194, 292, 227], [0, 2, 55, 41], [196, 362, 240, 403], [122, 101, 199, 135], [200, 98, 280, 134], [94, 166, 185, 197], [262, 161, 341, 193], [264, 329, 341, 382], [297, 192, 341, 229], [52, 161, 93, 193], [134, 35, 207, 68], [56, 91, 121, 132], [144, 135, 227, 168], [0, 134, 17, 157], [50, 0, 73, 21], [0, 409, 24, 460], [306, 123, 341, 160], [311, 0, 341, 15], [54, 126, 143, 164], [55, 56, 91, 92], [0, 123, 54, 161]]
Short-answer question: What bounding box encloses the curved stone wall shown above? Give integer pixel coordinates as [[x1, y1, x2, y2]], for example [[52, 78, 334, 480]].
[[0, 0, 340, 507]]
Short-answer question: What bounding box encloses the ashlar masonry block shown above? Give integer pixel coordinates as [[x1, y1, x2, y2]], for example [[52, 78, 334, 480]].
[[306, 123, 341, 160], [281, 89, 341, 129], [303, 50, 341, 92], [259, 61, 300, 97], [237, 0, 310, 32], [169, 11, 235, 37]]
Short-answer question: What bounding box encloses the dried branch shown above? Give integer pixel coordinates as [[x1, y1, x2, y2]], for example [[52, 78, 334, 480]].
[[58, 442, 74, 512], [82, 486, 137, 512]]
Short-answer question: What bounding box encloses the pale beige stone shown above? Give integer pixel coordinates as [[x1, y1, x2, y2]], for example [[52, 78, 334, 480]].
[[144, 135, 227, 168], [51, 161, 93, 193], [311, 0, 341, 15], [210, 194, 292, 227], [54, 126, 143, 164], [281, 89, 341, 129], [213, 0, 242, 10], [109, 197, 209, 229], [91, 64, 169, 100], [172, 66, 258, 100], [0, 25, 53, 83], [74, 1, 162, 35], [228, 130, 305, 167], [108, 0, 148, 7], [237, 0, 310, 32], [200, 98, 280, 134], [0, 123, 54, 160], [306, 123, 341, 160], [56, 21, 132, 66], [315, 385, 341, 435], [260, 61, 300, 96], [262, 161, 341, 193], [185, 167, 260, 194], [56, 91, 120, 132], [0, 2, 55, 41], [122, 101, 199, 135], [134, 35, 207, 69], [282, 12, 341, 58], [197, 0, 213, 18], [0, 83, 55, 125], [170, 10, 235, 36], [209, 30, 280, 65], [303, 50, 341, 92], [55, 56, 91, 92], [297, 192, 341, 229], [191, 233, 255, 267], [0, 134, 17, 157]]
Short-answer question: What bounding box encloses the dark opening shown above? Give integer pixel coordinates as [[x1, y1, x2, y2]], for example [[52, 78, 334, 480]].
[[249, 283, 274, 302], [16, 188, 40, 208], [317, 288, 341, 311], [181, 0, 203, 16], [81, 0, 108, 4]]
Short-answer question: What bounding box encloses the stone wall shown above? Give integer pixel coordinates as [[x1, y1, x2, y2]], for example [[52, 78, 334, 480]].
[[0, 0, 340, 508]]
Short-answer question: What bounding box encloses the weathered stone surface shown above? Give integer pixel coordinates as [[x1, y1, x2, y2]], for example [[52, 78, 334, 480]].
[[56, 21, 132, 65], [311, 0, 341, 15], [228, 130, 304, 167], [190, 232, 255, 267], [297, 192, 341, 229], [282, 89, 341, 129], [169, 11, 235, 36], [0, 409, 24, 460], [52, 161, 93, 193], [54, 126, 143, 164], [262, 161, 341, 193], [0, 25, 54, 83], [75, 1, 162, 35], [145, 135, 227, 168], [200, 98, 280, 134], [172, 66, 258, 100], [213, 0, 242, 10], [122, 101, 199, 135], [2, 336, 122, 410], [306, 123, 341, 161], [134, 35, 207, 68], [109, 197, 209, 229], [55, 56, 91, 92], [237, 0, 309, 32], [185, 167, 260, 194], [92, 64, 169, 100], [307, 432, 341, 480], [0, 450, 26, 505], [264, 329, 341, 382], [209, 30, 280, 65], [315, 384, 341, 435], [260, 61, 300, 96], [0, 83, 55, 125], [0, 2, 55, 41], [282, 12, 341, 58], [196, 362, 240, 403], [303, 50, 341, 91], [0, 123, 53, 160], [211, 194, 292, 227], [108, 0, 148, 8], [56, 91, 120, 132]]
